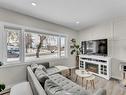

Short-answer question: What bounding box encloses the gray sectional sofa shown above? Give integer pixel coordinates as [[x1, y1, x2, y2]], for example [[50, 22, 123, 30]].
[[10, 63, 106, 95]]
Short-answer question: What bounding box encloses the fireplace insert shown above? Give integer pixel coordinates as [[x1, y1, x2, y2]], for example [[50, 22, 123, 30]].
[[85, 62, 99, 74]]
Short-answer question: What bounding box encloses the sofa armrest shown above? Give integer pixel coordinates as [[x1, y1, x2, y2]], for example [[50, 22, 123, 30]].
[[93, 88, 106, 95], [27, 66, 47, 95]]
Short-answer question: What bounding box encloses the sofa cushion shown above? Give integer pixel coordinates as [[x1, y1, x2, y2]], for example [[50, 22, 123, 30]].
[[10, 82, 33, 95], [45, 79, 74, 95], [55, 91, 73, 95], [49, 74, 90, 95], [46, 67, 60, 75]]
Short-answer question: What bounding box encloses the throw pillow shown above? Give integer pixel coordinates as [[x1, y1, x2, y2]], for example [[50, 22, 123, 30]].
[[31, 63, 38, 72], [35, 68, 49, 87], [44, 79, 73, 95], [37, 65, 47, 73]]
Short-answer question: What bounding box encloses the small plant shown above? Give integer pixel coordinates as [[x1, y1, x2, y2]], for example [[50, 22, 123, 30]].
[[0, 83, 5, 92], [0, 61, 3, 66], [70, 38, 80, 56]]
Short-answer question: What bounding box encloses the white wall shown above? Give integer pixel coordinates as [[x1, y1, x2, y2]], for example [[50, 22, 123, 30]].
[[0, 8, 77, 66], [0, 64, 27, 88], [78, 22, 113, 56], [113, 18, 126, 61], [0, 8, 77, 87], [78, 19, 126, 79]]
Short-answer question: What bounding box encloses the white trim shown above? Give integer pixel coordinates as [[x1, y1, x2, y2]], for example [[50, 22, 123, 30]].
[[2, 25, 7, 63], [0, 24, 3, 62], [60, 36, 68, 58], [21, 29, 25, 62], [4, 27, 22, 63], [58, 35, 61, 58]]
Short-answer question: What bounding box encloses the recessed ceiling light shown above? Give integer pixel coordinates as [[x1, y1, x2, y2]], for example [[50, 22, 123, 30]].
[[32, 2, 37, 6], [76, 21, 80, 24]]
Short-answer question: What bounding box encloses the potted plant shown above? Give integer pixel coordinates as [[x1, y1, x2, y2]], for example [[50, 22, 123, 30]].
[[70, 38, 80, 68], [0, 83, 5, 92], [0, 61, 3, 66]]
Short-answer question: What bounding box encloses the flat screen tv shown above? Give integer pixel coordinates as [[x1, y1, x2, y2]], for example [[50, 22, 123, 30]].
[[81, 39, 108, 56]]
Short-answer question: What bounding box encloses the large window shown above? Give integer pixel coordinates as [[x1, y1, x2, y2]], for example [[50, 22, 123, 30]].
[[25, 32, 60, 61], [5, 28, 21, 62], [4, 26, 67, 62]]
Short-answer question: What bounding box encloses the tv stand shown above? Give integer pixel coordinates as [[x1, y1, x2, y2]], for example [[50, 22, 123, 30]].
[[79, 55, 111, 80]]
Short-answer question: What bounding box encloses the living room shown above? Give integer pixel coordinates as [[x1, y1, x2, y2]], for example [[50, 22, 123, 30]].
[[0, 0, 126, 95]]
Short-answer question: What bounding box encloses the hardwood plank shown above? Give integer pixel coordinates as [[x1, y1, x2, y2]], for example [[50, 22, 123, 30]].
[[63, 69, 126, 95]]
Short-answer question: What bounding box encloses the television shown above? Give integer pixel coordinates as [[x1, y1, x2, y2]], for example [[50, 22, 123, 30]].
[[81, 39, 107, 56]]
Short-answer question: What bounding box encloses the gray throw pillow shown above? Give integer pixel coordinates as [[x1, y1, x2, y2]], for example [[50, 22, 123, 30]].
[[38, 65, 47, 73], [31, 63, 38, 72], [35, 68, 48, 84]]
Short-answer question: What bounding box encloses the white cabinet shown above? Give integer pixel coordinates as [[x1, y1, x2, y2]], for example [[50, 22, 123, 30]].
[[79, 55, 111, 80]]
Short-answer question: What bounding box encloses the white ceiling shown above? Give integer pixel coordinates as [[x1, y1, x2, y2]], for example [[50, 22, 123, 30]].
[[0, 0, 126, 31]]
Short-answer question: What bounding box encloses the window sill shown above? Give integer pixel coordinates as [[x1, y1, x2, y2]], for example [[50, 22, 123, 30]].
[[24, 57, 68, 63], [1, 56, 68, 67]]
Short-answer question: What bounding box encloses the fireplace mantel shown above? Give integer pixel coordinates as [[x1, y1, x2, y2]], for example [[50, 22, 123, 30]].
[[79, 55, 111, 80]]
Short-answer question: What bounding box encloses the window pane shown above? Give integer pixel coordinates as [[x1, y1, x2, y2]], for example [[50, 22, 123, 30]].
[[5, 28, 20, 62], [60, 36, 66, 56], [25, 32, 59, 61]]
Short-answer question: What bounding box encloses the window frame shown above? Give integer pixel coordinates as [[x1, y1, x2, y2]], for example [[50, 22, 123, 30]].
[[3, 26, 22, 63], [24, 31, 61, 62], [60, 36, 67, 58], [2, 23, 68, 63]]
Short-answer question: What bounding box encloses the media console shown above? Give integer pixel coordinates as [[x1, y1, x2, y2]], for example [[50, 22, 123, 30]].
[[79, 55, 111, 80]]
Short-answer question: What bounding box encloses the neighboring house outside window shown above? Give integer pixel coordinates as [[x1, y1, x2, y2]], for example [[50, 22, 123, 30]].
[[5, 27, 21, 62]]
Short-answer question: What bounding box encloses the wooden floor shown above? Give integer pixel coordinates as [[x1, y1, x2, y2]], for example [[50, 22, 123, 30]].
[[62, 69, 126, 95], [0, 93, 10, 95], [3, 93, 9, 95]]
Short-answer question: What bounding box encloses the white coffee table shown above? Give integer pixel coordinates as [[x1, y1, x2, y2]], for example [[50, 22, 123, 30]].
[[75, 69, 93, 87]]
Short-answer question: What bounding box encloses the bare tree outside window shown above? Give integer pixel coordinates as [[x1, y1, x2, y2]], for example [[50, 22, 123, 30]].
[[25, 32, 59, 61], [36, 35, 46, 58], [25, 33, 32, 53]]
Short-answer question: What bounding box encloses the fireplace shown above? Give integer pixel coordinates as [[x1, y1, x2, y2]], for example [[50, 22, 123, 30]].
[[85, 62, 99, 74], [79, 55, 111, 80]]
